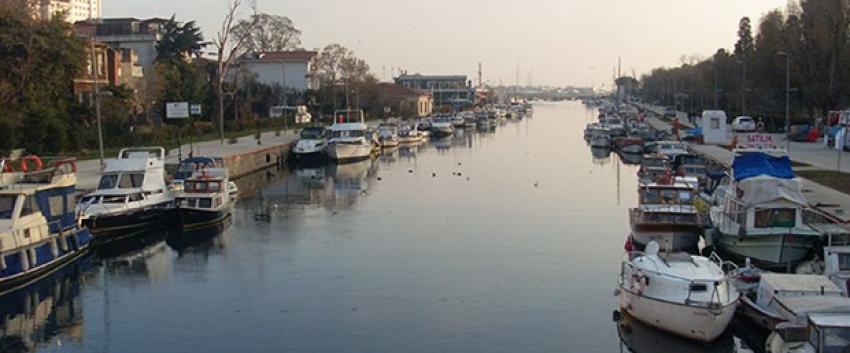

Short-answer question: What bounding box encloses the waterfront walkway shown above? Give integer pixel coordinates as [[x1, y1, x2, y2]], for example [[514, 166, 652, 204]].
[[76, 130, 298, 191]]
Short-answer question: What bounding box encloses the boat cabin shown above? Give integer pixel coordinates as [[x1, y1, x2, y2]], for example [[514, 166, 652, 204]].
[[175, 169, 229, 210], [174, 157, 221, 181], [300, 127, 327, 140], [636, 178, 699, 222], [771, 313, 850, 353]]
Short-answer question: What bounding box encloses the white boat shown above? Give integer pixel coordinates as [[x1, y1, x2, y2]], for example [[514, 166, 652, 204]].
[[78, 147, 175, 243], [377, 123, 400, 148], [430, 117, 455, 137], [326, 110, 372, 163], [590, 127, 612, 148], [175, 168, 233, 229], [292, 127, 328, 160], [709, 148, 820, 268], [645, 141, 689, 158], [737, 273, 850, 331], [630, 176, 703, 251], [398, 124, 424, 144], [618, 242, 740, 342], [228, 181, 238, 200], [765, 313, 850, 353], [601, 115, 627, 136], [450, 114, 465, 127]]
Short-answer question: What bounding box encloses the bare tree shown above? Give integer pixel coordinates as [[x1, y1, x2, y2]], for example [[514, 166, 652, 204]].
[[232, 13, 302, 53], [213, 0, 257, 144]]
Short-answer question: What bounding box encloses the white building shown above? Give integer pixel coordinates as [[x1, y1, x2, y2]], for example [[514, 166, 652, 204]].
[[30, 0, 102, 23], [238, 51, 318, 92]]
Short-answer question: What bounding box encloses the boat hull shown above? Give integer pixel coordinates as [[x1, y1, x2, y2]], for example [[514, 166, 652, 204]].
[[0, 228, 92, 293], [618, 285, 737, 342], [630, 229, 701, 251], [85, 202, 173, 245], [178, 207, 231, 230], [292, 150, 326, 162], [327, 144, 372, 162], [714, 231, 818, 269]]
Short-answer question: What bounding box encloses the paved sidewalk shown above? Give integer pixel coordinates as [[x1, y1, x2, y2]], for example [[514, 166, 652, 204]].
[[76, 130, 299, 191]]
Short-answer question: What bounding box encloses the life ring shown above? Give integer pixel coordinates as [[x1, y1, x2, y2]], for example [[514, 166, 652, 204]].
[[53, 159, 77, 173], [20, 155, 43, 173], [2, 161, 12, 173]]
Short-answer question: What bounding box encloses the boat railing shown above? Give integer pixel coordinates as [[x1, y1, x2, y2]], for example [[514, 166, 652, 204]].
[[621, 256, 735, 308]]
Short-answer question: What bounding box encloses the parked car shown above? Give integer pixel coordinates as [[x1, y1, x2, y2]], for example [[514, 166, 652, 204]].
[[732, 116, 756, 132], [663, 106, 677, 117]]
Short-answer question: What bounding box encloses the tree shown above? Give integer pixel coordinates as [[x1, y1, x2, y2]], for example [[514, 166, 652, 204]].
[[735, 17, 755, 58], [311, 44, 371, 87], [156, 16, 205, 61], [213, 0, 257, 144], [232, 13, 301, 53]]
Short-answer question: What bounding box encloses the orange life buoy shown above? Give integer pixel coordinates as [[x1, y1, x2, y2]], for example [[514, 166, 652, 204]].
[[20, 155, 43, 173], [2, 160, 12, 173], [53, 159, 77, 173]]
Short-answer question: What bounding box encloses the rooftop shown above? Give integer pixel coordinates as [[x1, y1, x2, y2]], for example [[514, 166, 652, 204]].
[[396, 74, 468, 81], [247, 51, 318, 63]]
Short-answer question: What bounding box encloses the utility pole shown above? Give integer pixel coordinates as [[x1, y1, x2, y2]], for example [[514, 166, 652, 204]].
[[713, 63, 719, 109], [477, 62, 483, 88], [90, 37, 105, 168], [778, 52, 791, 151]]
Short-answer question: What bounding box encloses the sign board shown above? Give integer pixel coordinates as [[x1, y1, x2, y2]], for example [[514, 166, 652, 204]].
[[190, 104, 202, 116], [743, 133, 778, 149], [166, 102, 190, 119]]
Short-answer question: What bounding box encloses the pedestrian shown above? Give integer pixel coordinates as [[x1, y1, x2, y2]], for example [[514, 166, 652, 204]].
[[757, 118, 765, 132]]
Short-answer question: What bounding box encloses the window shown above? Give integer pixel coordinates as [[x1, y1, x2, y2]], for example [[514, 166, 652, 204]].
[[67, 194, 77, 211], [642, 190, 659, 204], [660, 190, 678, 203], [208, 182, 221, 192], [838, 253, 850, 272], [98, 174, 119, 189], [102, 195, 127, 204], [0, 195, 17, 219], [192, 182, 208, 192], [822, 327, 850, 353], [49, 195, 64, 215], [754, 208, 796, 228], [128, 194, 144, 202], [199, 198, 212, 208], [678, 191, 693, 203], [118, 173, 145, 188], [20, 196, 36, 216]]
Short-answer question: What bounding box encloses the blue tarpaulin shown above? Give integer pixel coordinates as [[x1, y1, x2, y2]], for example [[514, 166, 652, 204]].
[[732, 152, 795, 181]]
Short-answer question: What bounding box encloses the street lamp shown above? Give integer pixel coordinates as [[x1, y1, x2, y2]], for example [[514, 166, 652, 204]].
[[88, 37, 109, 168], [777, 51, 791, 151]]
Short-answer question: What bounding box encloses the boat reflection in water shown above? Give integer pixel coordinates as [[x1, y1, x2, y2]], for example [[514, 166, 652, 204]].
[[0, 258, 92, 353], [615, 311, 746, 353], [166, 216, 232, 255], [378, 146, 399, 165], [591, 146, 612, 165], [431, 136, 452, 151], [617, 151, 644, 165], [328, 158, 377, 203]]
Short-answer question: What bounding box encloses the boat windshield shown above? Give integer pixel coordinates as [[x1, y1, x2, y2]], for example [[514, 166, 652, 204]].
[[98, 174, 119, 189], [301, 129, 324, 139], [754, 208, 796, 228], [816, 326, 850, 353], [642, 188, 694, 204], [331, 130, 364, 139], [118, 173, 145, 188], [0, 195, 17, 219], [643, 158, 667, 168]]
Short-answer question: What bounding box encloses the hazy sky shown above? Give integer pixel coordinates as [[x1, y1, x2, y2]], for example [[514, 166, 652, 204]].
[[106, 0, 789, 87]]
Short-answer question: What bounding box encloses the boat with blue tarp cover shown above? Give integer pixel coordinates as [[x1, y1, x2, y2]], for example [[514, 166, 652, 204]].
[[709, 148, 820, 268], [0, 158, 92, 293]]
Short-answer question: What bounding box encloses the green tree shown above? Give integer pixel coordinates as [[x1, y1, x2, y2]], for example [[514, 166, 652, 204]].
[[156, 16, 205, 61], [232, 13, 302, 53]]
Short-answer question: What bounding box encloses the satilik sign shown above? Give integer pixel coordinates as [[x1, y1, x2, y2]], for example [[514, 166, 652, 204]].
[[743, 133, 778, 149]]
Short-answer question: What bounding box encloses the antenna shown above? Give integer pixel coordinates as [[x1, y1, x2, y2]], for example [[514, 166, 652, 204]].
[[478, 62, 483, 87], [617, 57, 622, 78]]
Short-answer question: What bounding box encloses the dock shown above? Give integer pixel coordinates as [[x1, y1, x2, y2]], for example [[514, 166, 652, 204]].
[[75, 131, 298, 192]]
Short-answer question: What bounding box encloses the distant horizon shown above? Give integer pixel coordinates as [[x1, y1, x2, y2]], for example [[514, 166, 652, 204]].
[[105, 0, 788, 87]]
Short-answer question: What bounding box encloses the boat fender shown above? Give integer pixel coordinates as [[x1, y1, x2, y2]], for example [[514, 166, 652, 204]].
[[28, 248, 37, 268], [2, 161, 12, 173], [50, 238, 59, 257], [20, 155, 43, 173], [19, 249, 29, 271], [0, 252, 5, 270], [59, 234, 69, 252]]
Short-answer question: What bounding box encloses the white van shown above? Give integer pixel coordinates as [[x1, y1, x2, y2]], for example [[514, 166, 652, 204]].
[[701, 110, 729, 145]]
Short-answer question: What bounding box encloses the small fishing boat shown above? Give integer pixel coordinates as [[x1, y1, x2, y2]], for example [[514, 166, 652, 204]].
[[764, 313, 850, 353], [736, 273, 850, 331], [618, 241, 740, 342], [326, 110, 372, 163], [450, 114, 465, 127], [292, 127, 328, 161], [0, 158, 92, 292], [638, 154, 670, 184], [430, 117, 455, 137], [398, 124, 424, 144], [377, 123, 400, 148], [630, 176, 703, 251], [175, 168, 233, 229], [709, 148, 820, 268], [590, 127, 612, 148], [78, 147, 175, 243], [645, 141, 689, 159], [614, 137, 644, 154]]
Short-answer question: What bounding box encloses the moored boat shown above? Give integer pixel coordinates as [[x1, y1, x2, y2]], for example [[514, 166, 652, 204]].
[[326, 110, 372, 163], [292, 127, 328, 161], [614, 136, 644, 154], [618, 242, 740, 342], [630, 176, 703, 251], [175, 168, 233, 229]]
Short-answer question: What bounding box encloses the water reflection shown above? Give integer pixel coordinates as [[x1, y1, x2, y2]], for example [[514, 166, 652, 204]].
[[616, 312, 740, 353], [0, 258, 91, 353], [617, 152, 644, 166], [591, 147, 612, 165], [166, 216, 232, 256]]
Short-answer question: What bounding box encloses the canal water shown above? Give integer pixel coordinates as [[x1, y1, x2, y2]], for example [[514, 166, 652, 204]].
[[2, 102, 759, 353]]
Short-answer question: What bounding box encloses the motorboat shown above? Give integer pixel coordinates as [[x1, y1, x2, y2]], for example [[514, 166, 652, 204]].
[[377, 123, 400, 148], [461, 112, 477, 128], [398, 124, 424, 144], [0, 158, 92, 292], [78, 147, 175, 243], [737, 273, 850, 331], [709, 148, 820, 268], [613, 137, 644, 154], [175, 168, 233, 229], [638, 154, 670, 184], [169, 156, 221, 193], [292, 127, 328, 161], [450, 114, 465, 127], [645, 141, 689, 159], [601, 115, 627, 137], [430, 117, 455, 137], [672, 154, 709, 188], [618, 241, 740, 342], [630, 176, 703, 251], [590, 127, 612, 148], [765, 313, 850, 353], [326, 109, 372, 163]]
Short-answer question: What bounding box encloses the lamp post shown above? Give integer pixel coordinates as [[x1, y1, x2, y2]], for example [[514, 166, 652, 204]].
[[778, 51, 791, 151], [89, 37, 106, 168]]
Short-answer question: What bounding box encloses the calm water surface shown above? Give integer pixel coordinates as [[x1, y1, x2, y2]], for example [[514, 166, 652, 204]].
[[2, 102, 758, 352]]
